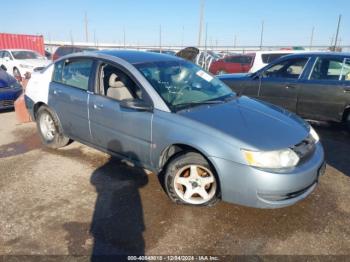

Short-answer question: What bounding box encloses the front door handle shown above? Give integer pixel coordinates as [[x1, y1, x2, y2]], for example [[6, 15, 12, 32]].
[[93, 103, 104, 110], [285, 85, 297, 89]]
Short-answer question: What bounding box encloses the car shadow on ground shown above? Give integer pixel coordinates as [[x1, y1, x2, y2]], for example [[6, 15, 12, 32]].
[[89, 148, 148, 261], [312, 122, 350, 177]]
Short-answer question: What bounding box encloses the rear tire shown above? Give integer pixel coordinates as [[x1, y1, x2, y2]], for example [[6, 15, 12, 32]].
[[164, 151, 220, 206], [36, 106, 70, 149], [346, 113, 350, 132], [13, 67, 21, 79]]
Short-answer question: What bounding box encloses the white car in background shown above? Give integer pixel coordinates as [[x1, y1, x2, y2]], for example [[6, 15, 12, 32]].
[[248, 50, 306, 73], [0, 49, 51, 79]]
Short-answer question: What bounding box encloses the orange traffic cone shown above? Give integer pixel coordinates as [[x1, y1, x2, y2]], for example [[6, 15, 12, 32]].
[[14, 72, 32, 123]]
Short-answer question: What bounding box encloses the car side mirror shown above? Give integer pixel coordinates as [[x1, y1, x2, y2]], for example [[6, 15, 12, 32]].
[[0, 64, 7, 71], [251, 72, 261, 80], [120, 99, 153, 112]]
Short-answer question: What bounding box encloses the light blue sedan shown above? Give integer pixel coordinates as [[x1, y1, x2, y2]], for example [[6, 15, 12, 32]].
[[24, 50, 325, 208]]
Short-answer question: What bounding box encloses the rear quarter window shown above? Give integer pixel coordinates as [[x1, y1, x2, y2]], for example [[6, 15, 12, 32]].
[[52, 59, 93, 90]]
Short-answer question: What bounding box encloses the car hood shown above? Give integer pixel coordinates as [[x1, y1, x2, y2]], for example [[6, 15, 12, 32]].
[[178, 96, 309, 151], [18, 59, 50, 68], [176, 47, 200, 62], [218, 73, 252, 80], [0, 69, 17, 88]]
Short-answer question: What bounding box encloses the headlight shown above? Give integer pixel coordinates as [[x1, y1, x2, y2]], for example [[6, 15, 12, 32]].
[[309, 126, 319, 143], [19, 64, 33, 69], [242, 148, 300, 169]]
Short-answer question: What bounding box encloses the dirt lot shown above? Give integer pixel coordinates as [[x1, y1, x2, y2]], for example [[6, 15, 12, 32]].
[[0, 110, 349, 258]]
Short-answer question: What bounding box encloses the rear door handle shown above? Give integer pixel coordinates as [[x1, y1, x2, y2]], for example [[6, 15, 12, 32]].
[[285, 85, 297, 89], [343, 87, 350, 93], [93, 103, 104, 109]]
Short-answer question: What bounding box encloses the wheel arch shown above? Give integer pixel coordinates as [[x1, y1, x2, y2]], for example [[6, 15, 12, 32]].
[[342, 105, 350, 122], [33, 102, 47, 120], [158, 143, 219, 178]]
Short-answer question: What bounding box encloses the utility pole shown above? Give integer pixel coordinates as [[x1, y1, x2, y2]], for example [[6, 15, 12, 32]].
[[204, 23, 208, 52], [259, 20, 264, 50], [334, 14, 342, 51], [181, 26, 184, 48], [197, 0, 205, 48], [233, 34, 237, 48], [70, 30, 74, 45], [123, 27, 126, 49], [159, 25, 162, 53], [84, 12, 89, 42], [94, 30, 97, 47], [309, 26, 314, 51]]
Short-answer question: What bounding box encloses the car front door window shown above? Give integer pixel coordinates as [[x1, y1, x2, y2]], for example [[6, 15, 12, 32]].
[[263, 58, 308, 79]]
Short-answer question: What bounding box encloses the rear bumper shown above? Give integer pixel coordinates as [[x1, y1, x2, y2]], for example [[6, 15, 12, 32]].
[[209, 142, 325, 208]]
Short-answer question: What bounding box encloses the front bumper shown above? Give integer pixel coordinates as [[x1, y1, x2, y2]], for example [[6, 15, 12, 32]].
[[0, 88, 22, 109], [209, 142, 325, 208]]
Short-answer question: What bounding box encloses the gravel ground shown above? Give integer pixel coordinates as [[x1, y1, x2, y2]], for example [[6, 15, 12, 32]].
[[0, 111, 349, 259]]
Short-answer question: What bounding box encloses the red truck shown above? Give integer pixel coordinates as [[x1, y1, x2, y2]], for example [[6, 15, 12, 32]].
[[0, 33, 45, 55], [209, 54, 254, 75]]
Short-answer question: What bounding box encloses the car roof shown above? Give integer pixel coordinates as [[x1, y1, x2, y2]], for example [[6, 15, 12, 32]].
[[0, 49, 39, 52], [97, 50, 183, 64], [249, 50, 303, 55], [281, 51, 350, 59]]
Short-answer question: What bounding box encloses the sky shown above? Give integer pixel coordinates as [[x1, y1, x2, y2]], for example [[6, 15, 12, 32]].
[[1, 0, 349, 47]]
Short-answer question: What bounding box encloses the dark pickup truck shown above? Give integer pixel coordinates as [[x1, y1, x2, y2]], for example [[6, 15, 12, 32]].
[[219, 52, 350, 129]]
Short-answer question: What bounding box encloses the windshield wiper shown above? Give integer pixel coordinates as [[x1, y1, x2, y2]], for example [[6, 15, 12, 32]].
[[174, 100, 225, 111]]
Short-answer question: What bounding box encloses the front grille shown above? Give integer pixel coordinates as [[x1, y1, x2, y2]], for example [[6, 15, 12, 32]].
[[292, 135, 316, 164], [0, 100, 14, 108]]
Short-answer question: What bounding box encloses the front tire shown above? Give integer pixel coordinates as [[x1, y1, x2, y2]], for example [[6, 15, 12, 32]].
[[36, 106, 70, 149], [164, 152, 220, 206]]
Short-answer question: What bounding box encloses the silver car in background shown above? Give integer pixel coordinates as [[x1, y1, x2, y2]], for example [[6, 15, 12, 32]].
[[24, 50, 325, 208]]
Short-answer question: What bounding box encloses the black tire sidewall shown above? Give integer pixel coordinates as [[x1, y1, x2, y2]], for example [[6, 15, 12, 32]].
[[164, 152, 220, 206], [36, 106, 69, 148]]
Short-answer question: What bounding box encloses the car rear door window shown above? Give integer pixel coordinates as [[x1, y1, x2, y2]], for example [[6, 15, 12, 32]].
[[263, 58, 308, 79], [53, 59, 93, 90], [261, 53, 289, 64], [310, 58, 344, 81], [341, 58, 350, 81], [225, 56, 241, 63]]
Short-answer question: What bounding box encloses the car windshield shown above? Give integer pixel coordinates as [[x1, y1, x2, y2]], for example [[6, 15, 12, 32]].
[[11, 51, 44, 60], [136, 60, 235, 111]]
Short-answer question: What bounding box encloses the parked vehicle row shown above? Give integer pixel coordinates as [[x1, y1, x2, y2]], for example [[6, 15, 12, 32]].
[[209, 50, 304, 75], [219, 52, 350, 129], [24, 50, 325, 208], [52, 45, 99, 61], [0, 49, 50, 79]]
